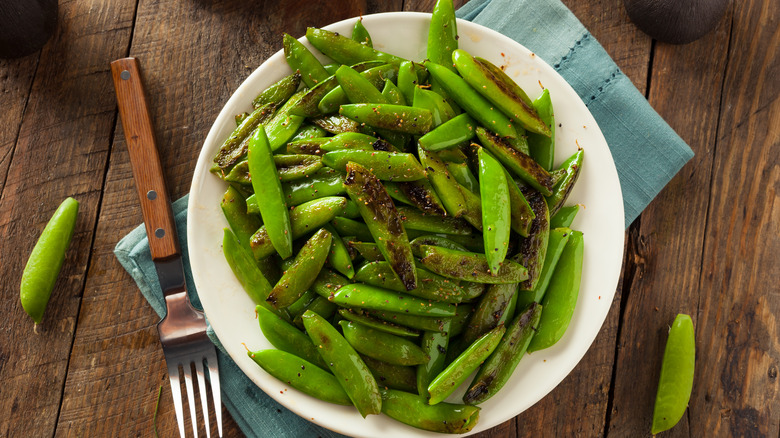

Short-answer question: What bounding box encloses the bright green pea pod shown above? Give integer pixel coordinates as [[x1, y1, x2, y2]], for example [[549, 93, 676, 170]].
[[458, 183, 483, 231], [221, 160, 252, 185], [19, 197, 79, 323], [478, 148, 511, 274], [410, 235, 468, 258], [267, 228, 332, 308], [417, 319, 451, 397], [446, 162, 478, 194], [249, 349, 350, 405], [247, 126, 293, 259], [273, 154, 323, 182], [347, 241, 382, 261], [321, 132, 377, 152], [318, 64, 399, 114], [380, 389, 480, 434], [452, 50, 549, 136], [427, 325, 506, 405], [427, 0, 458, 72], [312, 114, 361, 134], [212, 103, 276, 171], [397, 61, 419, 104], [265, 89, 307, 151], [331, 216, 373, 242], [507, 132, 531, 156], [463, 302, 542, 404], [323, 150, 427, 181], [286, 289, 317, 321], [419, 114, 476, 151], [255, 305, 323, 365], [309, 268, 350, 299], [221, 186, 261, 250], [250, 196, 347, 259], [460, 283, 518, 349], [381, 79, 406, 105], [413, 86, 447, 127], [550, 205, 579, 229], [514, 187, 550, 291], [323, 224, 354, 279], [306, 27, 407, 67], [344, 162, 418, 290], [323, 63, 339, 75], [292, 295, 339, 330], [407, 231, 483, 253], [437, 146, 468, 164], [338, 308, 419, 338], [362, 356, 418, 393], [546, 149, 584, 216], [235, 112, 248, 126], [332, 284, 457, 317], [505, 173, 535, 237], [417, 145, 467, 217], [340, 320, 428, 366], [424, 61, 518, 139], [291, 123, 328, 141], [449, 303, 475, 338], [527, 89, 555, 170], [222, 229, 280, 312], [651, 314, 695, 435], [351, 18, 372, 46], [285, 137, 329, 155], [476, 127, 554, 196], [283, 33, 330, 88], [340, 103, 433, 135], [419, 245, 528, 284], [335, 64, 388, 105], [252, 72, 302, 109], [528, 230, 584, 352], [367, 310, 450, 332], [428, 76, 462, 117], [280, 173, 345, 206], [354, 261, 470, 303], [292, 61, 387, 117], [397, 206, 471, 235], [384, 180, 447, 216], [516, 227, 571, 309], [340, 200, 362, 219], [302, 310, 382, 417]]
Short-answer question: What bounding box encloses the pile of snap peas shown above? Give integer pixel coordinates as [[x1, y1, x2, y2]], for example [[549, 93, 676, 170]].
[[212, 0, 585, 433]]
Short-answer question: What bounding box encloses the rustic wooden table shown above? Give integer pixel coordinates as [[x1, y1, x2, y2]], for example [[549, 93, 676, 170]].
[[1, 0, 777, 436]]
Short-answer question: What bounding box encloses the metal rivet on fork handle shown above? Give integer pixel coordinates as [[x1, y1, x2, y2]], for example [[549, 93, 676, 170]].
[[120, 70, 130, 80]]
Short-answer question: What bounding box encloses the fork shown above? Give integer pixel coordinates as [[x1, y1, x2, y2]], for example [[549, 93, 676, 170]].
[[110, 57, 223, 438]]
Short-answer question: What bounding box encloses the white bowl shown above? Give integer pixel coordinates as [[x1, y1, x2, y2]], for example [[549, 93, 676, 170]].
[[189, 11, 624, 437]]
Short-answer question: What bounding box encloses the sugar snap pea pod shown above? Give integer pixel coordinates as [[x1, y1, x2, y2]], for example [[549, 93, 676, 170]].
[[338, 308, 419, 338], [321, 132, 376, 152], [380, 388, 480, 434], [340, 320, 428, 366], [507, 132, 531, 156], [323, 63, 339, 74], [419, 245, 528, 284], [550, 205, 579, 229], [446, 161, 479, 194], [20, 197, 79, 323], [381, 79, 406, 105], [464, 302, 542, 404], [323, 224, 354, 279], [247, 126, 293, 259], [265, 89, 307, 151], [279, 173, 345, 206], [412, 86, 447, 128], [419, 113, 476, 152], [417, 319, 451, 397], [474, 57, 532, 107], [429, 76, 462, 117], [384, 180, 446, 216], [292, 123, 328, 141], [318, 64, 399, 114], [546, 149, 584, 216], [437, 147, 468, 165], [476, 127, 554, 196], [250, 197, 347, 260], [340, 200, 363, 219], [306, 27, 407, 67], [407, 231, 482, 253], [528, 230, 584, 352], [286, 289, 317, 320], [331, 216, 373, 242], [367, 310, 450, 332], [505, 172, 535, 236], [267, 228, 332, 308], [302, 310, 382, 417], [252, 72, 302, 109], [527, 89, 555, 170], [515, 227, 571, 311], [340, 103, 433, 135], [221, 186, 261, 249], [410, 235, 468, 258], [346, 241, 380, 262], [452, 50, 549, 136], [397, 206, 471, 235], [255, 305, 324, 365], [332, 284, 457, 317], [335, 64, 388, 105], [283, 33, 330, 88], [652, 314, 696, 435], [351, 18, 373, 46], [312, 114, 361, 134], [222, 229, 281, 314], [292, 295, 339, 329], [424, 61, 517, 139], [291, 61, 388, 117], [273, 154, 324, 182], [248, 349, 350, 405], [457, 182, 483, 231], [514, 187, 550, 291], [235, 112, 248, 126], [323, 150, 427, 181], [361, 356, 418, 393], [285, 137, 329, 155], [212, 103, 276, 171], [478, 148, 511, 274], [344, 162, 418, 290], [309, 268, 350, 299], [460, 283, 518, 349], [417, 145, 467, 217], [427, 325, 506, 405], [427, 0, 458, 72], [354, 261, 470, 303], [396, 61, 419, 105], [221, 160, 252, 185]]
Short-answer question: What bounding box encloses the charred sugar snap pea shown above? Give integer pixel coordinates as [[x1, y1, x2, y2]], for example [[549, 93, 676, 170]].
[[417, 145, 467, 218], [380, 388, 480, 434], [249, 196, 347, 260], [457, 183, 483, 231], [340, 320, 429, 366], [504, 172, 536, 237], [354, 261, 470, 303], [515, 227, 572, 309], [381, 79, 406, 105], [407, 231, 484, 253], [344, 161, 417, 290], [323, 224, 354, 279], [285, 137, 329, 155], [265, 89, 307, 151], [302, 310, 382, 417], [351, 18, 373, 47], [527, 89, 555, 170], [212, 103, 276, 171], [283, 33, 330, 88], [338, 308, 420, 338], [309, 268, 350, 300], [419, 245, 528, 284], [291, 123, 328, 140], [442, 163, 478, 195], [321, 132, 377, 152], [306, 27, 407, 67], [546, 149, 584, 217], [362, 356, 418, 393], [476, 127, 554, 196], [427, 0, 458, 73], [247, 126, 293, 259], [266, 228, 332, 309], [397, 206, 471, 235], [413, 86, 448, 128], [474, 56, 532, 107], [478, 148, 511, 274], [221, 186, 261, 250], [274, 154, 324, 181], [291, 295, 339, 329], [347, 241, 384, 262], [549, 205, 580, 229], [331, 216, 373, 242], [427, 325, 506, 405], [514, 187, 550, 291], [311, 114, 361, 134], [410, 235, 468, 258], [331, 284, 457, 317], [367, 309, 451, 332], [323, 150, 426, 181], [384, 180, 447, 216], [460, 283, 518, 349], [418, 113, 477, 151], [340, 103, 433, 135], [417, 319, 451, 397], [290, 61, 387, 117], [463, 302, 542, 404], [252, 72, 302, 109], [249, 349, 351, 405]]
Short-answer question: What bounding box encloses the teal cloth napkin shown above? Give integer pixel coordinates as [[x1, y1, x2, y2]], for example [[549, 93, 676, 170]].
[[115, 1, 693, 437]]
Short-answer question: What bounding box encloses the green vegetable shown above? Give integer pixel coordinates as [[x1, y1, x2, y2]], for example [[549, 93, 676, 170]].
[[651, 314, 696, 435]]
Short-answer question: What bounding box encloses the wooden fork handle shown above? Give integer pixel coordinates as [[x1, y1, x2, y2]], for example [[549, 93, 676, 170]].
[[111, 57, 179, 261]]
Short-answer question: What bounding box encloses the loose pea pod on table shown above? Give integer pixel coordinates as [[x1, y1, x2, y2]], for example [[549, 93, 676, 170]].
[[652, 314, 696, 435]]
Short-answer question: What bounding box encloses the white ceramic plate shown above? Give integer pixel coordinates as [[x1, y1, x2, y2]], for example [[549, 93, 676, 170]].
[[189, 12, 624, 437]]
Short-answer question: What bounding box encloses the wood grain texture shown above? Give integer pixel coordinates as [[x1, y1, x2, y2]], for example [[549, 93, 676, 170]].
[[606, 5, 734, 438], [0, 55, 39, 196]]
